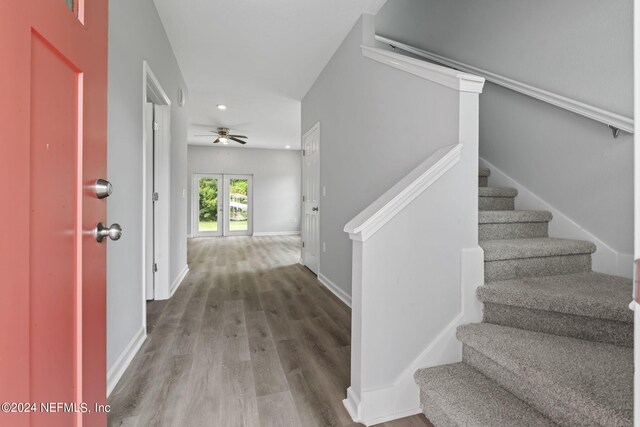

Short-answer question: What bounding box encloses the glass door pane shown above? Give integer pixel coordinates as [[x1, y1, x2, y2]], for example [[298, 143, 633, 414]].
[[225, 175, 252, 236], [195, 175, 222, 236]]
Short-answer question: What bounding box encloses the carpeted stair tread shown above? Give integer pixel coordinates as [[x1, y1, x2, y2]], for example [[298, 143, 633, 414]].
[[479, 210, 552, 224], [480, 238, 596, 261], [415, 363, 556, 427], [477, 272, 632, 323], [457, 323, 633, 426], [478, 187, 517, 197], [479, 166, 491, 177]]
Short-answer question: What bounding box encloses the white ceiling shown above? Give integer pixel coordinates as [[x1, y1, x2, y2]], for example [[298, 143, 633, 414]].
[[153, 0, 386, 150]]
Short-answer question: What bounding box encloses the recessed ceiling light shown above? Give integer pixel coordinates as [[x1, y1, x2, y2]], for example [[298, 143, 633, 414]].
[[217, 104, 227, 110], [284, 145, 291, 149]]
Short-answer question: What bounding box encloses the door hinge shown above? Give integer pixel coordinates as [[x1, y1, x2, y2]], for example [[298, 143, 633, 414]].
[[153, 263, 158, 273], [152, 192, 159, 201], [153, 121, 159, 131], [302, 195, 305, 202], [302, 241, 305, 248], [302, 149, 306, 156]]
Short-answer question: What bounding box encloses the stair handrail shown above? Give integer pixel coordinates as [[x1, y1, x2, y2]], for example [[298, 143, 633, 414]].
[[344, 143, 462, 242], [375, 35, 634, 136]]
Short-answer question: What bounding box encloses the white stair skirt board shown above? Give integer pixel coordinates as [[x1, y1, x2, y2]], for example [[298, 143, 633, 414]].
[[252, 231, 301, 236], [317, 273, 352, 308], [169, 265, 189, 298], [480, 158, 633, 278], [106, 326, 146, 397]]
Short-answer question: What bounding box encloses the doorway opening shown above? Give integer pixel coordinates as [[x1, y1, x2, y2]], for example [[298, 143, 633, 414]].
[[192, 173, 253, 237], [142, 61, 171, 309]]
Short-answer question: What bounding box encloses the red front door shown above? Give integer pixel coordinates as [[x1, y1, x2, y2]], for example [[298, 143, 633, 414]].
[[0, 0, 108, 426]]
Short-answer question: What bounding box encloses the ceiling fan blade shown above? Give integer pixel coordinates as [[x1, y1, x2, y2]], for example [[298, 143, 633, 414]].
[[228, 135, 248, 139], [213, 138, 220, 144], [230, 137, 247, 145]]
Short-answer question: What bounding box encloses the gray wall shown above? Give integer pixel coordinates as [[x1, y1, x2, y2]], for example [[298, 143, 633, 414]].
[[187, 146, 302, 235], [376, 0, 634, 257], [302, 16, 460, 296], [108, 0, 188, 372]]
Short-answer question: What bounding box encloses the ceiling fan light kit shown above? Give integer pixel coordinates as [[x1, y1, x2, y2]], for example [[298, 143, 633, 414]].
[[194, 127, 249, 145]]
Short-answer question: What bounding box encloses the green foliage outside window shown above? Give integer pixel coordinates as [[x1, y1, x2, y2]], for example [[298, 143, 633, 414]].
[[199, 179, 218, 221]]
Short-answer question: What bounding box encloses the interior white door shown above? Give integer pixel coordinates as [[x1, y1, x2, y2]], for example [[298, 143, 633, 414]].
[[302, 123, 320, 274], [224, 174, 253, 236], [193, 174, 223, 237]]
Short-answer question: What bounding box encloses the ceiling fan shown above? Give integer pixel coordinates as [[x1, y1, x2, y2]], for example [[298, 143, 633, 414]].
[[195, 127, 248, 145]]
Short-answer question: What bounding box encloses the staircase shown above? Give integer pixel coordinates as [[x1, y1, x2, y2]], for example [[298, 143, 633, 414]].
[[414, 166, 634, 426]]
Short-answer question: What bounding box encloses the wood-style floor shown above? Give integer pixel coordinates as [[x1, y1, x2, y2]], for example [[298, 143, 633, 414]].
[[108, 235, 432, 427]]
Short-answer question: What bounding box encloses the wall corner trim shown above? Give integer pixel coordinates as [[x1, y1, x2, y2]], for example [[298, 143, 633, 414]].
[[318, 273, 352, 307], [345, 143, 462, 242], [361, 45, 485, 94], [106, 326, 146, 397]]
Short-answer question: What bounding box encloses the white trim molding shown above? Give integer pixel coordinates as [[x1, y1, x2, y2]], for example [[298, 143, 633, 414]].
[[253, 231, 301, 236], [345, 144, 462, 242], [318, 273, 352, 307], [361, 45, 485, 94], [376, 35, 634, 134], [107, 326, 146, 397]]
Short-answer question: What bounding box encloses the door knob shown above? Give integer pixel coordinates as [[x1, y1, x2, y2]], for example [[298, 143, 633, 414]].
[[94, 222, 123, 242], [312, 207, 319, 212], [94, 179, 113, 199]]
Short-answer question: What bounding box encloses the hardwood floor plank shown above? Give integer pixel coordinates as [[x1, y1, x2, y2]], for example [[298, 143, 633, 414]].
[[256, 391, 303, 427], [250, 348, 289, 397], [108, 236, 431, 427]]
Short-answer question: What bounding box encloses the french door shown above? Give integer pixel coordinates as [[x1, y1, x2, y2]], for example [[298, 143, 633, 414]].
[[193, 174, 253, 237], [0, 0, 109, 426], [223, 175, 253, 236], [194, 174, 223, 237]]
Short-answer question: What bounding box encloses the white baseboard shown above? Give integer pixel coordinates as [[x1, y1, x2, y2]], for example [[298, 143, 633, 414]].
[[169, 265, 189, 298], [107, 326, 146, 397], [480, 158, 633, 278], [318, 273, 352, 307], [187, 234, 193, 238], [343, 386, 421, 426], [252, 231, 301, 236]]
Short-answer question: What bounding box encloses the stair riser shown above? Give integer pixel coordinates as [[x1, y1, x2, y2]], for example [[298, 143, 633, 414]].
[[485, 254, 591, 282], [420, 391, 456, 427], [479, 222, 548, 240], [462, 345, 617, 427], [479, 176, 488, 187], [483, 303, 633, 347], [479, 197, 515, 211]]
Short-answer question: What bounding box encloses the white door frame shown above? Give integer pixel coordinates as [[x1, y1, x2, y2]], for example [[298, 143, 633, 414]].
[[633, 0, 639, 420], [223, 174, 253, 237], [301, 122, 320, 274], [142, 61, 172, 306], [192, 173, 223, 237]]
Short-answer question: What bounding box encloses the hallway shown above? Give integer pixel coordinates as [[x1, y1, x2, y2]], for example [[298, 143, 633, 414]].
[[108, 236, 431, 426]]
